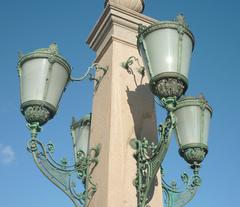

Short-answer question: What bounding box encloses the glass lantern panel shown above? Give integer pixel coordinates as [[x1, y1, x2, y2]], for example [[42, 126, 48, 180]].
[[143, 28, 179, 77], [21, 58, 49, 103], [175, 106, 201, 147], [21, 58, 69, 109], [72, 125, 90, 161], [180, 34, 193, 78], [44, 62, 69, 108], [140, 28, 193, 79], [202, 109, 211, 145]]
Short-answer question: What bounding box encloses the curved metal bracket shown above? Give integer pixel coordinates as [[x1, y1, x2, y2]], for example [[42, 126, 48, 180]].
[[27, 123, 100, 207], [162, 167, 201, 207], [121, 56, 145, 76], [71, 63, 108, 91], [131, 112, 176, 207]]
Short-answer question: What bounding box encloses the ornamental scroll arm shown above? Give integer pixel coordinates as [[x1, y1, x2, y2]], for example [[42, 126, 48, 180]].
[[162, 166, 201, 207], [130, 111, 176, 207], [70, 63, 108, 91], [27, 123, 100, 207], [121, 56, 145, 76]]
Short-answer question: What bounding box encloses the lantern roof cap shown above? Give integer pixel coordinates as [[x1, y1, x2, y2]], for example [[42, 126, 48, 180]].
[[175, 95, 213, 115], [17, 43, 71, 75], [71, 114, 91, 129], [137, 14, 195, 50]]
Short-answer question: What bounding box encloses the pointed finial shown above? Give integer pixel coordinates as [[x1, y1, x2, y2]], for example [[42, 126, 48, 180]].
[[49, 43, 59, 54], [176, 13, 188, 27], [18, 51, 23, 60]]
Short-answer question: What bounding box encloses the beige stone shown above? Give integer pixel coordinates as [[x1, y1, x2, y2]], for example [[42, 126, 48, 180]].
[[104, 0, 144, 13], [87, 2, 163, 207]]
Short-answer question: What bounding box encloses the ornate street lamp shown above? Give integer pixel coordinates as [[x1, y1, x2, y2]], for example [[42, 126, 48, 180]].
[[18, 44, 104, 207], [129, 14, 213, 207], [18, 43, 71, 125], [174, 96, 212, 169], [17, 7, 212, 207], [137, 14, 194, 105]]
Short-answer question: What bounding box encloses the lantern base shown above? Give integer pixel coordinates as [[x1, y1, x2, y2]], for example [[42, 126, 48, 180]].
[[179, 144, 208, 166], [21, 101, 57, 125], [150, 72, 188, 100]]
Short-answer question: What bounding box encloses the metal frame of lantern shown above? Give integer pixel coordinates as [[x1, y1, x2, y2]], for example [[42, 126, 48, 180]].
[[130, 15, 213, 207], [17, 44, 105, 207]]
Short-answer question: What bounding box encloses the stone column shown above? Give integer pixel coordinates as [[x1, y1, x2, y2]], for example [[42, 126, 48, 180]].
[[87, 1, 163, 206]]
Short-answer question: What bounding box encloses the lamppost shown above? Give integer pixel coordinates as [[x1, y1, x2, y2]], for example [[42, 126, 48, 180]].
[[17, 1, 212, 207]]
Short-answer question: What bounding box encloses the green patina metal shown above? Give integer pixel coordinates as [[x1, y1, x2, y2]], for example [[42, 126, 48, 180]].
[[162, 167, 201, 207], [27, 122, 100, 207], [121, 56, 145, 76], [173, 96, 212, 113], [17, 43, 72, 76], [131, 111, 176, 207], [70, 63, 108, 91], [149, 72, 188, 101], [137, 15, 195, 52], [131, 98, 207, 207]]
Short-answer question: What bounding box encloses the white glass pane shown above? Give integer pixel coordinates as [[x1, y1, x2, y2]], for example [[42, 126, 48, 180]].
[[21, 58, 49, 103], [175, 106, 201, 147], [180, 34, 193, 77], [140, 27, 193, 79], [20, 58, 69, 109], [143, 29, 179, 77], [44, 62, 69, 108], [175, 104, 212, 148], [202, 109, 211, 145], [72, 125, 90, 162]]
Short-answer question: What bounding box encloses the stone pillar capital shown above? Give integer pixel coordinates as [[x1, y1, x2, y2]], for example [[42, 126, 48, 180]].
[[105, 0, 144, 13]]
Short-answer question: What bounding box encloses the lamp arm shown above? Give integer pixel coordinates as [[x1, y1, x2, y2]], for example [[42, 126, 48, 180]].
[[162, 167, 201, 207], [121, 56, 145, 76], [70, 63, 108, 82], [26, 123, 100, 207], [153, 111, 176, 170], [131, 112, 176, 207]]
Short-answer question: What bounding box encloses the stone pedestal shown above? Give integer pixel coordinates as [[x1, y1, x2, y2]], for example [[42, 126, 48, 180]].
[[87, 2, 163, 207]]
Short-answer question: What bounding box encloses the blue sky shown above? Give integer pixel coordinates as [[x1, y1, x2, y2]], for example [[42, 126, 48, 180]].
[[0, 0, 239, 207]]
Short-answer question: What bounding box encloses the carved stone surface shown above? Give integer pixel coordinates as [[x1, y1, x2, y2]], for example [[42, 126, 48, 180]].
[[24, 105, 51, 125], [105, 0, 144, 13], [180, 147, 207, 165], [150, 77, 187, 100]]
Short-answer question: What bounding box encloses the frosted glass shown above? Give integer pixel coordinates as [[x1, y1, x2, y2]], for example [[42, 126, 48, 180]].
[[43, 62, 69, 107], [174, 105, 212, 147], [139, 27, 193, 79], [21, 58, 49, 103], [20, 58, 69, 109], [203, 110, 211, 145], [180, 35, 193, 78], [175, 106, 201, 146], [143, 29, 179, 77], [72, 124, 90, 162]]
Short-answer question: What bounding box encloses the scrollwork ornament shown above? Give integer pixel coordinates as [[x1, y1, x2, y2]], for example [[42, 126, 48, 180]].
[[162, 167, 202, 207], [131, 112, 176, 207], [25, 123, 100, 207]]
